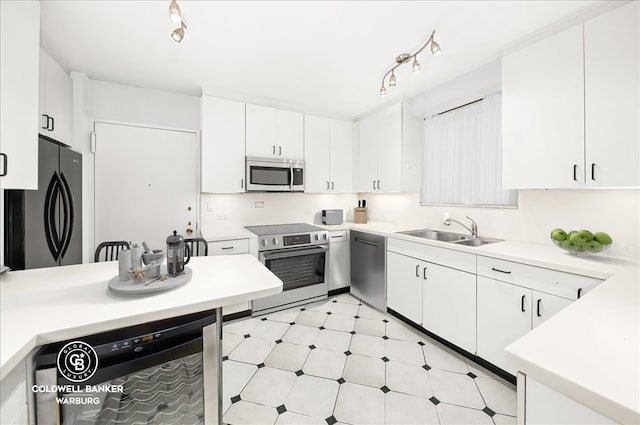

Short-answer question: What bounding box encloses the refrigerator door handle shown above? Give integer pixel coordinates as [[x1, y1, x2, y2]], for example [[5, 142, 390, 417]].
[[44, 172, 63, 262], [59, 172, 74, 259]]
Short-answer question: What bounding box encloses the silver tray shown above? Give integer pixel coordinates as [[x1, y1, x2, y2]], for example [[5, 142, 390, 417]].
[[108, 266, 192, 295]]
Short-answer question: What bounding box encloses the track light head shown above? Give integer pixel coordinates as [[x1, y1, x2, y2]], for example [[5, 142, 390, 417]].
[[379, 85, 387, 97], [389, 71, 397, 87], [430, 39, 441, 56], [169, 0, 182, 23], [171, 23, 185, 43], [412, 57, 421, 74]]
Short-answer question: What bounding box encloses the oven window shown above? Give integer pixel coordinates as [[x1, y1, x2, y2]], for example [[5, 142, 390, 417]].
[[266, 251, 325, 291], [59, 353, 203, 424], [250, 166, 291, 186]]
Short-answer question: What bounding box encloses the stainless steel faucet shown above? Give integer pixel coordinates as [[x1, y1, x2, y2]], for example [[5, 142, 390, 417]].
[[443, 215, 478, 238]]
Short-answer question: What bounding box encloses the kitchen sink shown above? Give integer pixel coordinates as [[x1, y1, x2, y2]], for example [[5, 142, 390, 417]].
[[395, 229, 503, 247], [396, 229, 470, 242]]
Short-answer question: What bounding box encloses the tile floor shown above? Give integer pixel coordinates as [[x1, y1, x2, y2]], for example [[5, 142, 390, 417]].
[[222, 293, 516, 425]]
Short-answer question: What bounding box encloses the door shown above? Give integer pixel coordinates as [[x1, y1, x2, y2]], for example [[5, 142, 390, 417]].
[[94, 122, 198, 252], [423, 262, 476, 353], [584, 1, 639, 187], [386, 251, 422, 324], [477, 276, 531, 374], [330, 120, 354, 193], [303, 115, 331, 192], [201, 96, 245, 193]]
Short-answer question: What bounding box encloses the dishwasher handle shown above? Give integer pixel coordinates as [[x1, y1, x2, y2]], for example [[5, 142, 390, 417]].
[[353, 237, 379, 248]]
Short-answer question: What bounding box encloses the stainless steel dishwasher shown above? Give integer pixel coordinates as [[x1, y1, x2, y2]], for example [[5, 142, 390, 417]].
[[350, 230, 386, 311]]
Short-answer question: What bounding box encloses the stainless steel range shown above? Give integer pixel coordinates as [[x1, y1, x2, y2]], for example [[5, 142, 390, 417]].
[[245, 223, 329, 315]]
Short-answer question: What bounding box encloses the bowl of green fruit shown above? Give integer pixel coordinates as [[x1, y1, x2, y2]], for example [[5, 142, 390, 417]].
[[550, 228, 612, 256]]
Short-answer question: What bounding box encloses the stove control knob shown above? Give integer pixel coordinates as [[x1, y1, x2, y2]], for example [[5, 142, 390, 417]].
[[323, 233, 328, 240], [262, 239, 268, 247], [272, 238, 278, 246], [314, 234, 319, 241]]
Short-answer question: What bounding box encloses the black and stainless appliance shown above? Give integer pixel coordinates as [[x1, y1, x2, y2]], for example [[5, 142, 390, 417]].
[[245, 157, 304, 192], [34, 310, 221, 425], [246, 223, 328, 315], [350, 230, 386, 311], [4, 137, 82, 270]]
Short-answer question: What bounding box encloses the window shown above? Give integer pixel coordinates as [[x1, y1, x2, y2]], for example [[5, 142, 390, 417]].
[[420, 92, 517, 207]]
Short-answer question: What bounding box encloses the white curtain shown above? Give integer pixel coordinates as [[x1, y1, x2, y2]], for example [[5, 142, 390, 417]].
[[420, 92, 517, 207]]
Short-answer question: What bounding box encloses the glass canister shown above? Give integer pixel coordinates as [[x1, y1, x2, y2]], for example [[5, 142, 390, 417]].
[[166, 230, 191, 276]]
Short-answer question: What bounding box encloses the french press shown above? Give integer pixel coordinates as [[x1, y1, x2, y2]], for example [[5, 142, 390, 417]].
[[166, 230, 191, 276]]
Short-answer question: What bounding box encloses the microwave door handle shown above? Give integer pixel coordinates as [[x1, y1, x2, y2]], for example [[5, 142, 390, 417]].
[[290, 166, 294, 190]]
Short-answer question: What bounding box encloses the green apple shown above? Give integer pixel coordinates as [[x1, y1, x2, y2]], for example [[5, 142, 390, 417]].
[[567, 231, 578, 240], [569, 232, 587, 243], [562, 240, 580, 251], [550, 229, 567, 241], [593, 232, 613, 245], [584, 240, 602, 253], [577, 230, 594, 241]]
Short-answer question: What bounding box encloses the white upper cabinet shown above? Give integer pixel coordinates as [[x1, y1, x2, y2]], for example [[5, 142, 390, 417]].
[[357, 103, 420, 193], [503, 2, 639, 189], [584, 1, 639, 187], [39, 46, 73, 146], [304, 115, 354, 193], [0, 1, 40, 190], [201, 96, 246, 193], [502, 25, 584, 189], [246, 103, 303, 159]]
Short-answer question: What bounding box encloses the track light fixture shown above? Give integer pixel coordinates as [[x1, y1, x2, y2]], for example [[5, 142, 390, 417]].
[[379, 30, 441, 97], [169, 0, 187, 43]]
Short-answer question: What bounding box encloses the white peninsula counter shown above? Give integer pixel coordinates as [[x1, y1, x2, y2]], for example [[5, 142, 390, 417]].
[[0, 254, 282, 424]]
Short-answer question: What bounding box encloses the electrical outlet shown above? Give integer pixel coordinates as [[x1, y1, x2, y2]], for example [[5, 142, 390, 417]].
[[207, 202, 214, 212], [216, 215, 228, 220], [255, 201, 264, 208]]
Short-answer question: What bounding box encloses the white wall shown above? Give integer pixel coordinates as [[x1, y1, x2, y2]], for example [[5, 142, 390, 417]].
[[200, 192, 358, 237], [363, 189, 639, 258]]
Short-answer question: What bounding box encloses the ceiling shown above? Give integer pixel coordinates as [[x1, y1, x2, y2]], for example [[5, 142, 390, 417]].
[[40, 0, 618, 121]]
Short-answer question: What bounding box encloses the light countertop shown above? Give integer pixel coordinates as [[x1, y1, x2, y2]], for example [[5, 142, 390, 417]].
[[0, 254, 282, 381], [332, 221, 639, 424]]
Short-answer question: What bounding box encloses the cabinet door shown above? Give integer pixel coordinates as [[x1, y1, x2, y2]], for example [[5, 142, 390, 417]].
[[477, 276, 532, 374], [375, 103, 402, 192], [44, 52, 73, 145], [386, 252, 422, 324], [303, 115, 331, 192], [423, 262, 476, 353], [357, 114, 379, 192], [329, 236, 349, 291], [502, 25, 585, 189], [584, 1, 639, 187], [201, 96, 246, 193], [330, 120, 354, 193], [531, 291, 572, 329], [0, 0, 40, 190], [246, 103, 277, 157], [277, 109, 303, 159]]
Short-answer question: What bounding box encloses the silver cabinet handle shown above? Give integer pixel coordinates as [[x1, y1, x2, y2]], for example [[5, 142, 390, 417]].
[[415, 264, 420, 277], [0, 153, 7, 177], [221, 246, 234, 250], [326, 181, 330, 190], [331, 181, 334, 190], [372, 180, 376, 190], [273, 145, 276, 155], [573, 164, 578, 181], [423, 266, 427, 280], [591, 163, 596, 181], [278, 146, 282, 156], [376, 180, 381, 190], [241, 178, 244, 189]]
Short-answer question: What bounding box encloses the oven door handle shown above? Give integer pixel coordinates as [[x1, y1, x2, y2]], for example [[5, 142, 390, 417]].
[[262, 245, 328, 261]]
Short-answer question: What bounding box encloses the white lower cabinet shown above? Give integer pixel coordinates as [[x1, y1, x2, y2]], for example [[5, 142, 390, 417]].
[[386, 238, 476, 353], [386, 251, 423, 324], [329, 230, 349, 291], [0, 359, 28, 425], [422, 262, 476, 353], [523, 375, 617, 424], [476, 256, 602, 374], [208, 238, 251, 314]]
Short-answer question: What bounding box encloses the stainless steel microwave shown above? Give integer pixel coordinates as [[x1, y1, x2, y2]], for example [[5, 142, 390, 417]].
[[246, 157, 304, 192]]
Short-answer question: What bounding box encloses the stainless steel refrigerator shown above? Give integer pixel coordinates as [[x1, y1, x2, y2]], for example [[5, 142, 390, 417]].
[[4, 137, 82, 270]]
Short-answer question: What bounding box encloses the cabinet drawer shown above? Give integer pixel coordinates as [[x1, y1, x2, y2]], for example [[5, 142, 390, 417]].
[[477, 256, 602, 300], [329, 230, 348, 243], [387, 238, 476, 273], [208, 239, 249, 256]]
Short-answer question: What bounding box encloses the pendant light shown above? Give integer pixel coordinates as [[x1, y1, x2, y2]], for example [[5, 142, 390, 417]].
[[378, 30, 441, 97]]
